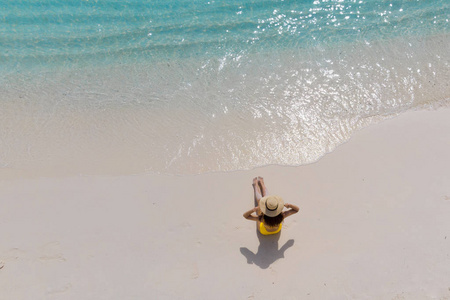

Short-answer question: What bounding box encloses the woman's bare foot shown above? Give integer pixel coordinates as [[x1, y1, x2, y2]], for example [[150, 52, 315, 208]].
[[252, 177, 258, 186]]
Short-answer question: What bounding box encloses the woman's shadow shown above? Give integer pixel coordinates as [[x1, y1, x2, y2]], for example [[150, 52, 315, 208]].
[[240, 232, 294, 269], [240, 185, 294, 269]]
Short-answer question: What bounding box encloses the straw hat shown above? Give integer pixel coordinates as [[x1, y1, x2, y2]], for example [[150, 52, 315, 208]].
[[259, 195, 284, 217]]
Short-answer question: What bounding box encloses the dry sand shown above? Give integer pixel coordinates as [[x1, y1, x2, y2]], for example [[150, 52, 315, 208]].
[[1, 107, 450, 299]]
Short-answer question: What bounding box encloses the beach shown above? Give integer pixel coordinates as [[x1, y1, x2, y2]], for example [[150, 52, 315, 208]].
[[2, 1, 450, 298], [1, 107, 449, 299]]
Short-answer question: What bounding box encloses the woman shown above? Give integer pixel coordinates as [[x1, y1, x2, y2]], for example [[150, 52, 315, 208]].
[[243, 177, 299, 235]]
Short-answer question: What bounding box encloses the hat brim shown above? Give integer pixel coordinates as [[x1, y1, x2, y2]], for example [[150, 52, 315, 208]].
[[259, 195, 284, 217]]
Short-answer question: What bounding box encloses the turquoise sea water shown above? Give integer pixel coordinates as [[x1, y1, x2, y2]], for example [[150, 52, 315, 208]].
[[1, 0, 450, 175], [1, 0, 449, 70]]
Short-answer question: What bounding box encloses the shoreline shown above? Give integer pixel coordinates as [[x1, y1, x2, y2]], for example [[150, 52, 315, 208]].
[[2, 32, 450, 178], [0, 105, 447, 180], [1, 107, 450, 298]]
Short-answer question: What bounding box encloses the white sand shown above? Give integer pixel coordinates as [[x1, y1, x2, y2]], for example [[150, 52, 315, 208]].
[[1, 108, 450, 299]]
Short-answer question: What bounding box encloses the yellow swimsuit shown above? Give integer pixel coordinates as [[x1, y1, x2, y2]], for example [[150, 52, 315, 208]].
[[259, 222, 282, 235]]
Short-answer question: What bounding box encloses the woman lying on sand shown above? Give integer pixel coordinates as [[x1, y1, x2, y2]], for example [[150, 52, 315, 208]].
[[243, 177, 299, 235]]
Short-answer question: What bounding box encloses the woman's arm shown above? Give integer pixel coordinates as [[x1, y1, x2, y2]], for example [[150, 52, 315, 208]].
[[243, 207, 260, 221], [282, 203, 299, 218]]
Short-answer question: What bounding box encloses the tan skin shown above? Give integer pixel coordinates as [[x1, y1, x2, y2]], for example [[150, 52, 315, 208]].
[[243, 177, 299, 233]]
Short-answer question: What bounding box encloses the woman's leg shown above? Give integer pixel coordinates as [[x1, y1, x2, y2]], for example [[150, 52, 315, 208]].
[[258, 176, 269, 197], [253, 177, 263, 234], [253, 177, 263, 206]]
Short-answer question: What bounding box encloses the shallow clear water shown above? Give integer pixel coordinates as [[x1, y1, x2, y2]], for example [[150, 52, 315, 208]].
[[1, 0, 450, 175]]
